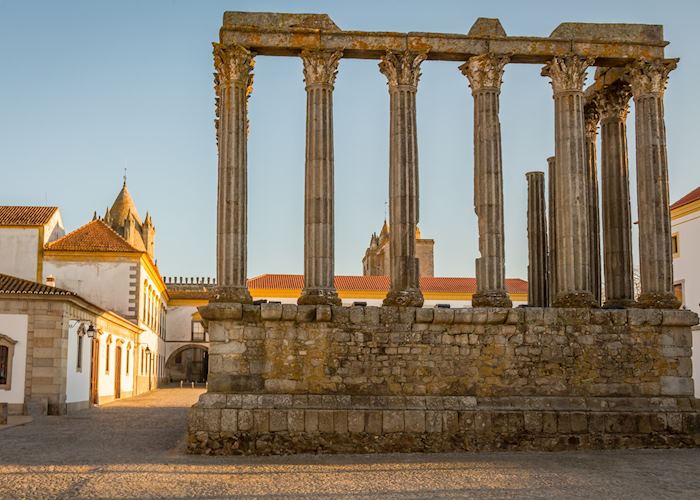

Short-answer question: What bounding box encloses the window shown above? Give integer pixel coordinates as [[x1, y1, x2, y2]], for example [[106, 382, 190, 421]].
[[673, 282, 684, 306], [191, 321, 205, 342], [672, 233, 679, 258], [126, 344, 131, 375], [105, 337, 112, 374], [0, 346, 8, 385], [1, 334, 17, 390], [76, 326, 84, 372], [142, 281, 148, 322]]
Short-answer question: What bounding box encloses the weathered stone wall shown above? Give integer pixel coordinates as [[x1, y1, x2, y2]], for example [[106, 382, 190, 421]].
[[205, 304, 696, 398]]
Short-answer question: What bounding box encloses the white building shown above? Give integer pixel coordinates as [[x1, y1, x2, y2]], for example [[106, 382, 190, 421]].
[[42, 181, 169, 393], [0, 206, 64, 282], [0, 181, 169, 415], [0, 273, 140, 415], [670, 186, 700, 397]]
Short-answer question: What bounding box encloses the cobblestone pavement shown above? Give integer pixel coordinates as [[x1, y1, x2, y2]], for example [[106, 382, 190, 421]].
[[1, 388, 699, 499]]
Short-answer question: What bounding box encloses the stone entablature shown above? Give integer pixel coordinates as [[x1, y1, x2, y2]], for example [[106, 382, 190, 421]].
[[220, 14, 667, 64], [201, 304, 696, 398]]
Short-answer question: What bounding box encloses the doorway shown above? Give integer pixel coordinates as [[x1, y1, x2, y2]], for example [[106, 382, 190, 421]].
[[90, 338, 99, 405]]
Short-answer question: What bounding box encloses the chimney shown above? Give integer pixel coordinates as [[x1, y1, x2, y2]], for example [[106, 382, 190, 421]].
[[46, 275, 56, 288]]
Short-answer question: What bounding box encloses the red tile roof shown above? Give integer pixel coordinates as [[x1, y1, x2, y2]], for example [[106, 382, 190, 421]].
[[670, 186, 700, 211], [247, 274, 528, 294], [0, 206, 58, 226], [46, 219, 142, 253], [0, 273, 76, 296]]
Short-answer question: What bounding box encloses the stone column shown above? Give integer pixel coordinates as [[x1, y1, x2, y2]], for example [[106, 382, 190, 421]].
[[598, 81, 635, 308], [460, 54, 512, 308], [298, 50, 343, 306], [211, 44, 254, 303], [526, 171, 549, 307], [547, 156, 557, 306], [379, 50, 426, 307], [542, 56, 596, 308], [626, 59, 680, 309], [584, 101, 602, 306]]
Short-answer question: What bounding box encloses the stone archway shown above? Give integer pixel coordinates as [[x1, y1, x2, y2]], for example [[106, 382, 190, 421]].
[[166, 345, 208, 383]]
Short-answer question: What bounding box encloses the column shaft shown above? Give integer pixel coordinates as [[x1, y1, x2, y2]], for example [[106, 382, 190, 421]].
[[298, 50, 342, 306], [379, 51, 425, 307], [461, 54, 512, 308], [527, 171, 549, 307], [542, 56, 596, 308], [626, 59, 680, 309], [598, 82, 635, 307], [212, 44, 253, 303], [584, 103, 602, 305], [547, 156, 557, 306]]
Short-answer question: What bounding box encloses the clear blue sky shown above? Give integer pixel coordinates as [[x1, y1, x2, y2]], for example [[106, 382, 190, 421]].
[[1, 0, 698, 281]]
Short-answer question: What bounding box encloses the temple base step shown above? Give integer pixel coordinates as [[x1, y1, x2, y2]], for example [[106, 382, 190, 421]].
[[187, 394, 700, 455]]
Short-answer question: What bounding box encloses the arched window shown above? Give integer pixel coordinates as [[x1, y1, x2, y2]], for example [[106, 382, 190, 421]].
[[105, 336, 112, 374], [0, 334, 16, 389], [76, 324, 84, 371], [142, 280, 148, 322]]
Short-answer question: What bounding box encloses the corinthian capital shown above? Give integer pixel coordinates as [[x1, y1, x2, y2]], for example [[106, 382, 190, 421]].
[[379, 50, 427, 89], [542, 55, 595, 94], [597, 81, 632, 122], [213, 43, 255, 93], [301, 50, 343, 88], [584, 100, 600, 138], [459, 53, 509, 93], [624, 58, 677, 99]]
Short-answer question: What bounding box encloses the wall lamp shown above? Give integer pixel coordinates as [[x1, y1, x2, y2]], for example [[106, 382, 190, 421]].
[[69, 320, 98, 338]]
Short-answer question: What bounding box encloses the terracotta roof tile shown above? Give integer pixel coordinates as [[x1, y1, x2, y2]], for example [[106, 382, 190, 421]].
[[0, 206, 58, 226], [247, 274, 528, 294], [670, 186, 700, 211], [0, 273, 76, 296], [46, 219, 141, 253]]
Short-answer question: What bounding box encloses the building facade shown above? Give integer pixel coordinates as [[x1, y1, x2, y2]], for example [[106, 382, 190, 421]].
[[0, 273, 140, 416], [670, 186, 700, 396], [0, 207, 65, 282]]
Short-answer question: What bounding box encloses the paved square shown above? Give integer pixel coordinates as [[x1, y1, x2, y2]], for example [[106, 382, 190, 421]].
[[1, 388, 698, 499]]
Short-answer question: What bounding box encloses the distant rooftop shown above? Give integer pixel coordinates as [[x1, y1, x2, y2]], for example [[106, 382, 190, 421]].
[[46, 219, 142, 253], [0, 206, 58, 226], [165, 274, 528, 301], [0, 273, 75, 296], [670, 186, 700, 211]]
